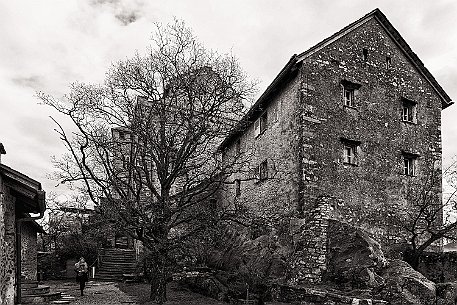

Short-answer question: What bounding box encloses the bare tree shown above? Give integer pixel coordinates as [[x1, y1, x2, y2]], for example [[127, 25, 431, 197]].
[[398, 159, 457, 269], [38, 20, 255, 303]]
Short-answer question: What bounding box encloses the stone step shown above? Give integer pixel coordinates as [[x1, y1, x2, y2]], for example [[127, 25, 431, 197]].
[[95, 276, 123, 281], [101, 258, 136, 263], [95, 265, 136, 273], [21, 281, 39, 289], [51, 301, 71, 304], [97, 270, 137, 275], [101, 249, 135, 254], [100, 257, 136, 263], [21, 291, 61, 304], [100, 262, 136, 268], [21, 284, 50, 295], [101, 255, 136, 260]]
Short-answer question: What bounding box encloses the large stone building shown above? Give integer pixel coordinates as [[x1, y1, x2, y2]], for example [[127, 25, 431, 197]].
[[219, 9, 452, 283], [0, 144, 46, 304]]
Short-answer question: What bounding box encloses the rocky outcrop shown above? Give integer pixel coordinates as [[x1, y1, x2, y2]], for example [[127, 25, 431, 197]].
[[206, 232, 290, 280], [177, 272, 228, 301], [325, 219, 387, 289], [375, 259, 436, 305]]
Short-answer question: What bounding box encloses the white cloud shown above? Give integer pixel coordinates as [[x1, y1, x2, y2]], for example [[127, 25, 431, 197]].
[[0, 0, 456, 195]]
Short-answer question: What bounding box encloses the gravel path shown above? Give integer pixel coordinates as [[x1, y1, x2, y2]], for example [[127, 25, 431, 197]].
[[47, 280, 138, 305]]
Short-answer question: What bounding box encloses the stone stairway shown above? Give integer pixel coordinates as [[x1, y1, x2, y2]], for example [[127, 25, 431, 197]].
[[96, 248, 137, 281], [21, 279, 61, 304]]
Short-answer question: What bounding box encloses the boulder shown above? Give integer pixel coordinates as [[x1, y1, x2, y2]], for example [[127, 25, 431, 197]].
[[178, 273, 228, 301], [325, 220, 387, 289], [436, 282, 457, 305], [375, 259, 436, 305]]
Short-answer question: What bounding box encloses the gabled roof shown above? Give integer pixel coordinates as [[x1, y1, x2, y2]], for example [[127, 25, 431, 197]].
[[0, 164, 46, 214], [296, 8, 452, 108], [220, 8, 453, 149]]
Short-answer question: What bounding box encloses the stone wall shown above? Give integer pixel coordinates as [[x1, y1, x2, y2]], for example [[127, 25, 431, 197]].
[[21, 222, 38, 280], [299, 17, 443, 245], [0, 178, 16, 305], [289, 197, 331, 284]]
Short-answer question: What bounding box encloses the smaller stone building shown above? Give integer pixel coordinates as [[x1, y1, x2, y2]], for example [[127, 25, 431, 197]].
[[0, 144, 46, 305]]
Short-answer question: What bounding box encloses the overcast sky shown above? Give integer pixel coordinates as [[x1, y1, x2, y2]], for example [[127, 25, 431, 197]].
[[1, 0, 456, 196]]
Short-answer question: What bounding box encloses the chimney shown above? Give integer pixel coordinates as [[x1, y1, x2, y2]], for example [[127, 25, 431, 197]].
[[0, 143, 5, 164]]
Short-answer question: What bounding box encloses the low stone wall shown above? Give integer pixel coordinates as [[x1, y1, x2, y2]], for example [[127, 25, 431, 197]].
[[271, 284, 387, 305]]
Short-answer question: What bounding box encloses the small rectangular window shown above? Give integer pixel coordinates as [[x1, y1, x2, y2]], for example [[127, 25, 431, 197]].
[[260, 112, 267, 133], [256, 160, 268, 181], [402, 152, 419, 176], [404, 157, 414, 176], [401, 98, 417, 123], [344, 88, 355, 107], [343, 145, 355, 164], [119, 131, 125, 140], [340, 137, 361, 166], [254, 112, 268, 138], [235, 179, 241, 197], [386, 56, 392, 69], [362, 48, 368, 62], [254, 119, 260, 137], [341, 80, 361, 108]]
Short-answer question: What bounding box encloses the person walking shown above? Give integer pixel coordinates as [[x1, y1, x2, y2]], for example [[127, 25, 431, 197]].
[[74, 257, 89, 296]]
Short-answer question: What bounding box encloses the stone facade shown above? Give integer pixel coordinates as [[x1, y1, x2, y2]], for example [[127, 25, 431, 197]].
[[0, 146, 46, 304], [220, 74, 302, 223], [298, 16, 443, 243], [219, 9, 452, 284], [0, 176, 17, 305], [21, 222, 39, 280]]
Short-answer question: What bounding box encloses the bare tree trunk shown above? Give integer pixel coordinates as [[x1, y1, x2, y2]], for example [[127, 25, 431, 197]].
[[404, 248, 421, 270], [150, 255, 167, 304]]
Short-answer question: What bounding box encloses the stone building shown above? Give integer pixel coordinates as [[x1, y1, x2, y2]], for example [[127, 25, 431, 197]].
[[0, 144, 46, 304], [219, 9, 452, 283]]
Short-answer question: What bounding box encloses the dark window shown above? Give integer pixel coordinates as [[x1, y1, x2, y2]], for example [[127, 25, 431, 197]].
[[386, 56, 392, 69], [119, 131, 125, 140], [402, 152, 419, 176], [340, 137, 361, 166], [341, 80, 361, 108], [401, 98, 417, 123], [362, 48, 368, 62]]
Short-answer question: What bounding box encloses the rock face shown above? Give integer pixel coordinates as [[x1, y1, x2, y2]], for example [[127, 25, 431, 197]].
[[375, 259, 436, 305], [436, 282, 457, 305], [206, 231, 290, 280], [325, 219, 387, 289]]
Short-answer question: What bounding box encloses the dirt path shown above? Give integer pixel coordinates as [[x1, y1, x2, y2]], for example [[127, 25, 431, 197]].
[[47, 280, 138, 305]]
